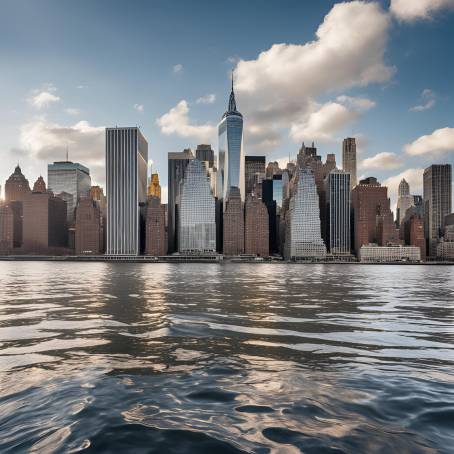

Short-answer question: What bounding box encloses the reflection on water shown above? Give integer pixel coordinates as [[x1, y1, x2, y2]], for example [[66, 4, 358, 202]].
[[0, 262, 453, 453]]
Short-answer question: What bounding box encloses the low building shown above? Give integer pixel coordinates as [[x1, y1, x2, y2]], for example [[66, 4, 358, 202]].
[[359, 244, 421, 262], [436, 241, 454, 260]]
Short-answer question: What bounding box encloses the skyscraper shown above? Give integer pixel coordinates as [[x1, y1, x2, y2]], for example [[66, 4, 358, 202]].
[[4, 165, 31, 202], [396, 178, 414, 225], [0, 204, 14, 254], [284, 167, 326, 259], [423, 164, 452, 256], [147, 172, 161, 200], [218, 75, 245, 202], [168, 149, 194, 253], [106, 127, 148, 256], [223, 186, 244, 255], [178, 159, 216, 253], [146, 196, 167, 256], [325, 169, 351, 254], [245, 195, 269, 257], [75, 197, 102, 255], [342, 138, 357, 190], [245, 156, 266, 196], [48, 161, 91, 223], [195, 144, 215, 169]]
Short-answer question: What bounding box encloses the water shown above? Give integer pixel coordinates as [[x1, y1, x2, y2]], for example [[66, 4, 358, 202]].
[[0, 262, 453, 453]]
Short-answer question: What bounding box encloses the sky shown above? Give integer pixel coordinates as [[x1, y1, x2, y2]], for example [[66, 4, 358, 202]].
[[1, 0, 454, 207]]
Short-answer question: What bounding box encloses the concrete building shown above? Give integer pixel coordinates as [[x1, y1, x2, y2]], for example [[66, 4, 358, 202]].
[[245, 156, 266, 196], [0, 204, 14, 254], [245, 195, 269, 257], [106, 127, 148, 256], [75, 197, 102, 255], [396, 178, 415, 226], [342, 137, 357, 190], [145, 196, 167, 256], [195, 144, 215, 169], [423, 164, 452, 256], [359, 244, 421, 262], [178, 159, 216, 253], [4, 165, 31, 203], [223, 187, 244, 255]]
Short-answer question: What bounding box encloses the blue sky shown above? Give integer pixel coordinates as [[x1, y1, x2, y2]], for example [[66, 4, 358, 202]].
[[1, 0, 453, 205]]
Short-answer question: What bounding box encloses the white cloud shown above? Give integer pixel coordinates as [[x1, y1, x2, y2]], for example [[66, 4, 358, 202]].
[[409, 88, 436, 112], [173, 64, 183, 73], [19, 119, 105, 184], [29, 91, 61, 109], [390, 0, 454, 21], [232, 1, 392, 148], [134, 103, 144, 112], [65, 108, 80, 115], [161, 185, 168, 204], [360, 151, 403, 170], [336, 95, 376, 111], [156, 100, 216, 143], [196, 94, 216, 104], [405, 127, 454, 156]]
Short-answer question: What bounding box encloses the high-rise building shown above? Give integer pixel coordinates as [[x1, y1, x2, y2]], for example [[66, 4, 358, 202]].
[[272, 174, 284, 209], [423, 164, 452, 256], [284, 168, 326, 259], [223, 186, 244, 255], [145, 196, 167, 256], [106, 127, 148, 256], [196, 144, 215, 169], [245, 195, 269, 257], [4, 165, 31, 202], [75, 197, 102, 255], [325, 169, 351, 254], [396, 178, 415, 225], [168, 149, 194, 253], [0, 204, 14, 254], [33, 176, 47, 193], [48, 161, 91, 223], [245, 156, 266, 196], [147, 172, 161, 200], [342, 138, 357, 190], [218, 76, 245, 202], [266, 161, 281, 179], [178, 159, 216, 253]]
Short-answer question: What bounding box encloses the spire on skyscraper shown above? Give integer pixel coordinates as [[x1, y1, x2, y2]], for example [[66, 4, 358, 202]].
[[223, 69, 242, 118]]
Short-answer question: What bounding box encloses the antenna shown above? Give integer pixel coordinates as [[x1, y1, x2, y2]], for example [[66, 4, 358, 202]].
[[66, 144, 69, 162]]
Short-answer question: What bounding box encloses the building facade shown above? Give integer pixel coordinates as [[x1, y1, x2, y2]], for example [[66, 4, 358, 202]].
[[245, 156, 266, 196], [195, 144, 215, 169], [106, 127, 148, 256], [5, 165, 31, 202], [223, 187, 244, 255], [342, 137, 357, 190], [147, 172, 161, 200], [0, 204, 14, 254], [75, 197, 102, 255], [396, 178, 415, 225], [359, 244, 421, 262], [245, 195, 269, 257], [146, 196, 167, 256]]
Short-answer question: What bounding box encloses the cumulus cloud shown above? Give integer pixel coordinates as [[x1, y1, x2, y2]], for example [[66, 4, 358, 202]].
[[156, 100, 216, 143], [336, 95, 376, 111], [360, 152, 403, 170], [405, 127, 454, 156], [134, 103, 144, 112], [173, 63, 183, 73], [29, 91, 61, 109], [19, 119, 105, 184], [390, 0, 454, 21], [196, 94, 216, 104], [409, 88, 436, 112], [65, 108, 80, 115]]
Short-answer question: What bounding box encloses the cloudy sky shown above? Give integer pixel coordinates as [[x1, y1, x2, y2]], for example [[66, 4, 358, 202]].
[[1, 0, 454, 206]]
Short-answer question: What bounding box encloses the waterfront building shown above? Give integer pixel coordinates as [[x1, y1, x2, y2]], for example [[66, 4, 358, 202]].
[[178, 159, 216, 253], [147, 172, 161, 200], [48, 161, 91, 223], [223, 187, 244, 255], [0, 204, 14, 254], [168, 149, 194, 253], [245, 156, 266, 195], [4, 165, 31, 202], [218, 76, 245, 202], [396, 178, 415, 226], [145, 196, 167, 256], [325, 169, 351, 254], [444, 213, 454, 241], [359, 244, 421, 262], [106, 127, 148, 256], [196, 144, 215, 169], [423, 164, 452, 256], [342, 137, 357, 190], [245, 194, 269, 257], [284, 167, 326, 260], [75, 197, 102, 255]]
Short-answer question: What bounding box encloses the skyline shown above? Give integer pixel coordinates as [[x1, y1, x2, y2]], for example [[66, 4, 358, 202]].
[[1, 0, 454, 209]]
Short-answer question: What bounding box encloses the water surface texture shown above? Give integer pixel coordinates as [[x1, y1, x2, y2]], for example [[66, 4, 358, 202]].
[[0, 263, 453, 453]]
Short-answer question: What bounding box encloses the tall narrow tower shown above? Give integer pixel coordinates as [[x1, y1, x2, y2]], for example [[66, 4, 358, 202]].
[[342, 138, 357, 191]]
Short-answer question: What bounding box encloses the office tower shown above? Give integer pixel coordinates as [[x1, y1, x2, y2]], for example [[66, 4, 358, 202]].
[[272, 174, 283, 209], [106, 127, 148, 256], [266, 161, 281, 179], [75, 197, 102, 255], [90, 186, 107, 216], [351, 177, 400, 254], [196, 144, 215, 168], [33, 176, 46, 193], [168, 149, 194, 253], [342, 137, 357, 190], [178, 159, 216, 253], [284, 168, 326, 259], [218, 76, 245, 202], [22, 191, 67, 253], [261, 179, 278, 253], [48, 161, 91, 223], [145, 196, 167, 256], [396, 178, 415, 225], [223, 186, 244, 255], [325, 169, 351, 254], [0, 204, 14, 254], [423, 164, 452, 256], [244, 195, 269, 257], [245, 156, 266, 195], [147, 172, 161, 200], [4, 165, 31, 202]]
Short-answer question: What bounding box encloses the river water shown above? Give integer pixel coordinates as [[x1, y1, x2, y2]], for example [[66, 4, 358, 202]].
[[0, 262, 453, 453]]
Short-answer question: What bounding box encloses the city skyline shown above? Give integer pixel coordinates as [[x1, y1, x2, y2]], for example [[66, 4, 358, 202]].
[[1, 0, 454, 210]]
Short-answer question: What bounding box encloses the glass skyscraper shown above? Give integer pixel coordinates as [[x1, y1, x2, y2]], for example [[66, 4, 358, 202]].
[[105, 127, 148, 256], [218, 77, 245, 202]]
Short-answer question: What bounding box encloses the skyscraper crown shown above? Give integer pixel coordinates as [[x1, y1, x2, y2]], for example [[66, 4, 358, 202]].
[[222, 71, 242, 119]]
